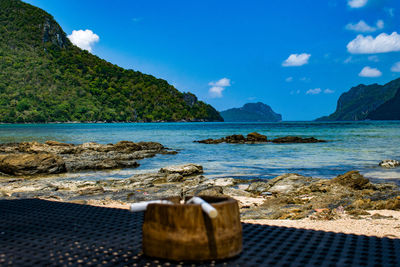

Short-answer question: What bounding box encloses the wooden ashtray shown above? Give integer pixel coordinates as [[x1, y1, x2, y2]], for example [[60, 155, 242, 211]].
[[142, 196, 242, 261]]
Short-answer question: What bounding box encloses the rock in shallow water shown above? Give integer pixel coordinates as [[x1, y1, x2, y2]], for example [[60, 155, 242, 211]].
[[0, 153, 66, 176], [194, 133, 326, 144], [379, 159, 400, 169], [0, 140, 175, 176]]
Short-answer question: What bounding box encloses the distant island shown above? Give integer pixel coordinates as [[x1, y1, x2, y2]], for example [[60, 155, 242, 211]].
[[0, 0, 222, 123], [220, 102, 282, 122], [316, 78, 400, 121]]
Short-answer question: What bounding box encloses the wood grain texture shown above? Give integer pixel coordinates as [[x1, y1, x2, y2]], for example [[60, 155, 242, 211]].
[[142, 196, 242, 261]]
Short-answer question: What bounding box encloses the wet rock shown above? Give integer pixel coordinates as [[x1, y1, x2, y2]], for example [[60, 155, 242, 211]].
[[224, 134, 246, 143], [271, 136, 326, 143], [159, 164, 203, 176], [379, 159, 400, 168], [195, 132, 268, 144], [0, 153, 66, 176], [113, 141, 141, 152], [0, 140, 174, 176], [331, 171, 371, 190], [246, 132, 267, 142], [195, 133, 325, 144], [194, 138, 224, 144]]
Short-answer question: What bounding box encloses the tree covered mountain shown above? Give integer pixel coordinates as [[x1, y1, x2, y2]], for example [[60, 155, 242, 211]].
[[367, 87, 400, 120], [0, 0, 223, 122], [220, 102, 282, 122], [316, 78, 400, 121]]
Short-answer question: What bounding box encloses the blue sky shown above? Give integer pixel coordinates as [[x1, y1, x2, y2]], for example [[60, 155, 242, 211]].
[[24, 0, 400, 120]]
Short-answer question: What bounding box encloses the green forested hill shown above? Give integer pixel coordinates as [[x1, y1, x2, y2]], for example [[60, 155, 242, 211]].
[[0, 0, 222, 122], [220, 102, 282, 122], [316, 78, 400, 121]]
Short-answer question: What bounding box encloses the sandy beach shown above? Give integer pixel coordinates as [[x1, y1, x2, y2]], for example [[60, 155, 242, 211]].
[[52, 197, 400, 240]]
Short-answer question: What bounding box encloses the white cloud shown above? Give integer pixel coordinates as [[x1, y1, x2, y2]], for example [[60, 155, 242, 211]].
[[290, 90, 301, 95], [306, 88, 322, 95], [347, 32, 400, 54], [306, 88, 334, 95], [282, 53, 311, 67], [345, 20, 384, 33], [300, 77, 310, 82], [285, 77, 293, 82], [208, 78, 231, 87], [391, 62, 400, 72], [368, 55, 379, 62], [344, 56, 353, 64], [68, 29, 99, 52], [208, 78, 231, 98], [348, 0, 368, 8], [209, 87, 225, 98], [376, 20, 384, 29], [359, 66, 382, 77]]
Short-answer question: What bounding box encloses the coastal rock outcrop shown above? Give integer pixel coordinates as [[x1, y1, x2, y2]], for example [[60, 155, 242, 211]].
[[195, 132, 325, 144], [195, 133, 268, 144], [0, 153, 66, 176], [0, 140, 176, 176], [271, 136, 326, 144], [159, 164, 203, 176], [379, 160, 400, 169], [331, 170, 372, 190], [1, 162, 398, 222]]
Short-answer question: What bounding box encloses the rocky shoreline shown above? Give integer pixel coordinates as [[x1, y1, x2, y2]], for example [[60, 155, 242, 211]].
[[0, 141, 176, 176], [1, 163, 399, 221], [195, 132, 326, 144]]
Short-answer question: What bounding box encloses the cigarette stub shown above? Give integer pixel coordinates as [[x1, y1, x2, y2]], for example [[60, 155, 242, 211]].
[[188, 197, 218, 218], [130, 200, 173, 212]]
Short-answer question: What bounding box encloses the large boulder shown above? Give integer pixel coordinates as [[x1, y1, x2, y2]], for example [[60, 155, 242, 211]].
[[159, 164, 203, 176], [0, 153, 66, 176], [331, 171, 371, 190], [267, 173, 316, 194], [246, 132, 267, 142], [224, 134, 246, 143], [113, 141, 141, 152]]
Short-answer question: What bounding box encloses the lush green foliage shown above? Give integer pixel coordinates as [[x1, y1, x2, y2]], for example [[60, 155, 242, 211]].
[[220, 102, 282, 122], [0, 0, 222, 123], [367, 87, 400, 120], [316, 78, 400, 121]]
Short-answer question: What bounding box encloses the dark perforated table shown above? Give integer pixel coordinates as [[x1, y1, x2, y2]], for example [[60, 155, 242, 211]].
[[1, 199, 399, 266]]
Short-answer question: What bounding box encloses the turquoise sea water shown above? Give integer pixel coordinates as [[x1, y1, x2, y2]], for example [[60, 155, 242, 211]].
[[0, 121, 399, 183]]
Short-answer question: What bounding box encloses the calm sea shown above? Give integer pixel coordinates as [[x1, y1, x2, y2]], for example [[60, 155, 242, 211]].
[[1, 121, 399, 184]]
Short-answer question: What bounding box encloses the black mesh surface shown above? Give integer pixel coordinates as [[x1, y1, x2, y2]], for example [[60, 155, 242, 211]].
[[0, 199, 399, 266]]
